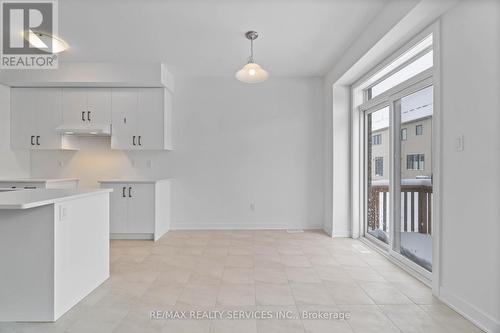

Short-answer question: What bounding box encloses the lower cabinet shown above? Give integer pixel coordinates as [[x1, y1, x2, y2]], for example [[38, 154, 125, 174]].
[[99, 179, 171, 241]]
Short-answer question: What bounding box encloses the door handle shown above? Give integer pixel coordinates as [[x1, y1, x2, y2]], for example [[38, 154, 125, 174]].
[[36, 136, 40, 146], [87, 111, 91, 122], [82, 111, 86, 122], [128, 187, 132, 198], [138, 136, 142, 146], [132, 136, 136, 146], [122, 186, 126, 198], [30, 135, 35, 145]]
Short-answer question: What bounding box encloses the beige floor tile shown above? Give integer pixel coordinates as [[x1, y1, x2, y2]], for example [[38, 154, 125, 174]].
[[285, 267, 321, 283], [162, 319, 211, 333], [209, 319, 257, 333], [225, 255, 254, 268], [327, 284, 375, 305], [301, 319, 354, 333], [140, 283, 184, 307], [256, 319, 304, 333], [7, 231, 480, 333], [339, 305, 400, 333], [290, 283, 336, 305], [222, 268, 255, 284], [217, 284, 256, 306], [177, 284, 219, 307], [254, 267, 288, 284], [280, 255, 311, 268], [155, 267, 192, 284], [379, 304, 448, 333], [358, 282, 413, 305], [256, 283, 295, 306], [419, 304, 484, 333]]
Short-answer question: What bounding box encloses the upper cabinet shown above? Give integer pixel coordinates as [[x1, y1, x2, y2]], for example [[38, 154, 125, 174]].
[[10, 87, 172, 151], [111, 88, 172, 150], [11, 88, 72, 150], [62, 88, 111, 126]]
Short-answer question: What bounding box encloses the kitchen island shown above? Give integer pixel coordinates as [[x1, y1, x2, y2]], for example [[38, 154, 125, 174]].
[[0, 188, 112, 322]]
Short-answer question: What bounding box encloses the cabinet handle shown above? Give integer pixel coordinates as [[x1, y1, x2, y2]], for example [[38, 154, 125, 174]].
[[138, 136, 142, 146], [24, 186, 36, 189], [132, 136, 136, 146], [122, 186, 126, 198], [128, 187, 132, 198], [36, 136, 40, 146], [82, 111, 86, 122], [87, 111, 91, 122], [30, 135, 35, 145]]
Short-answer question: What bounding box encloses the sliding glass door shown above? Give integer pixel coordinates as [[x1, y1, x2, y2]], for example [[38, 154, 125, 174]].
[[366, 106, 390, 245], [363, 83, 434, 273], [395, 85, 434, 271]]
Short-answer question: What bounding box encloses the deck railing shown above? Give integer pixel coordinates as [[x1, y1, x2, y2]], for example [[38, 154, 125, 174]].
[[368, 179, 432, 235]]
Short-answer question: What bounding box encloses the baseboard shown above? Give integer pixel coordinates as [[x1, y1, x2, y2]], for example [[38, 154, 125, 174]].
[[110, 233, 154, 240], [439, 287, 500, 333], [331, 228, 351, 238], [169, 222, 323, 231]]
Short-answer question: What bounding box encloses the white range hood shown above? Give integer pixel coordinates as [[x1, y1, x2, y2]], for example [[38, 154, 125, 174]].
[[55, 124, 111, 136]]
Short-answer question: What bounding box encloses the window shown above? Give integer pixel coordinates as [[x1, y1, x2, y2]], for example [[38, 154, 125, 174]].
[[406, 154, 424, 170], [374, 157, 383, 176], [372, 134, 382, 145], [401, 128, 407, 141], [416, 124, 423, 135], [363, 35, 434, 100]]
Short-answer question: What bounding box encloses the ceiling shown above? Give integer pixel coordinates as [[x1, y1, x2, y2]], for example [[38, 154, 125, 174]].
[[57, 0, 410, 77]]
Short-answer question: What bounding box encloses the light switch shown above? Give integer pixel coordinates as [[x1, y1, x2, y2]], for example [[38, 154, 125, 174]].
[[456, 134, 464, 152]]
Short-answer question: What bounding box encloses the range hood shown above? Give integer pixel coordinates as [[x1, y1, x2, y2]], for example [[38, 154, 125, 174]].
[[55, 124, 111, 136]]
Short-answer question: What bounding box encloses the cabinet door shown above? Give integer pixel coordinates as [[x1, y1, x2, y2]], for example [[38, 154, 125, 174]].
[[35, 88, 63, 149], [136, 88, 164, 150], [127, 184, 155, 234], [62, 88, 87, 125], [101, 183, 128, 234], [11, 88, 36, 149], [87, 88, 111, 125], [111, 89, 137, 150]]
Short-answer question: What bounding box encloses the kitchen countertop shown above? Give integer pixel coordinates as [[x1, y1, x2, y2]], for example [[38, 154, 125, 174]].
[[98, 179, 171, 184], [0, 188, 112, 210], [0, 178, 79, 183]]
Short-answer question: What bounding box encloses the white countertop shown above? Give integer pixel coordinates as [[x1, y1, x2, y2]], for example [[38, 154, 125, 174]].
[[0, 188, 112, 210], [0, 178, 79, 183], [98, 179, 171, 184]]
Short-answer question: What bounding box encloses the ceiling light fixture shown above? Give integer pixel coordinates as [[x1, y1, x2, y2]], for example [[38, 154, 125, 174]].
[[27, 31, 69, 54], [236, 31, 269, 83]]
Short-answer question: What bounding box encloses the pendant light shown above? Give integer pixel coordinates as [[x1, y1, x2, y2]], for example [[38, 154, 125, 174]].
[[235, 31, 269, 83]]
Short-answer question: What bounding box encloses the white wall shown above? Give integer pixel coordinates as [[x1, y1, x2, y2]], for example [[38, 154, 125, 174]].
[[0, 84, 30, 178], [439, 1, 500, 331], [30, 77, 325, 230]]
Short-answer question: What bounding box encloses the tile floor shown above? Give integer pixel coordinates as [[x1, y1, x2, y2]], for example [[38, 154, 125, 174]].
[[0, 230, 483, 333]]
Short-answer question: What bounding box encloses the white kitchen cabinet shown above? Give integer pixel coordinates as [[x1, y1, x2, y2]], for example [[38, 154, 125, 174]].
[[10, 88, 73, 150], [62, 88, 111, 126], [99, 179, 171, 241], [111, 88, 172, 150]]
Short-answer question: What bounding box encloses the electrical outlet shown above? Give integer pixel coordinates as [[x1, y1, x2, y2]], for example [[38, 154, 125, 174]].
[[59, 205, 69, 221]]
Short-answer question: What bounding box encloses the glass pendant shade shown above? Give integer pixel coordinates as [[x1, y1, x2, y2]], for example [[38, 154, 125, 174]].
[[236, 62, 269, 83]]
